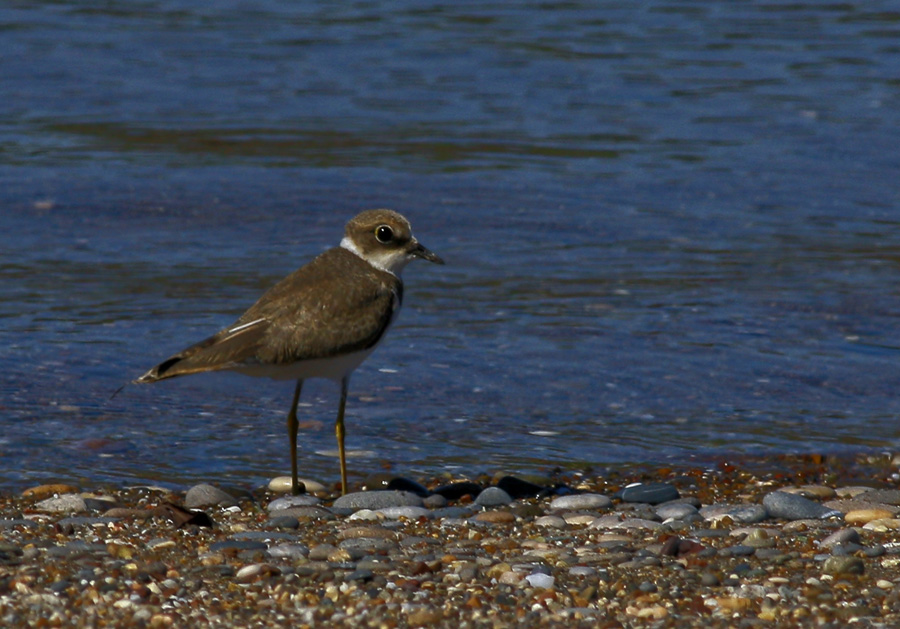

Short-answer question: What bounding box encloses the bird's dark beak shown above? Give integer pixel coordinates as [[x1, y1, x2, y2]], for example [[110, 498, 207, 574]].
[[410, 240, 445, 265]]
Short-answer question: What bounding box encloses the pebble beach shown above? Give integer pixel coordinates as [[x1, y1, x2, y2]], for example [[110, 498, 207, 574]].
[[3, 454, 900, 627]]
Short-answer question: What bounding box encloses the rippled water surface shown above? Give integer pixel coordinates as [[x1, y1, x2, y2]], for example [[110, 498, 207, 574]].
[[2, 1, 900, 490]]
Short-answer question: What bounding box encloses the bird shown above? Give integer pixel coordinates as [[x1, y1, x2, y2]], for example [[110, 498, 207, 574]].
[[133, 209, 444, 495]]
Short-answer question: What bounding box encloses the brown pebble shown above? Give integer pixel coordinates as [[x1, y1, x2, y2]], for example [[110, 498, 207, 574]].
[[338, 526, 398, 540], [844, 509, 895, 525], [407, 607, 443, 626], [475, 510, 515, 524], [103, 508, 155, 519], [22, 484, 80, 499]]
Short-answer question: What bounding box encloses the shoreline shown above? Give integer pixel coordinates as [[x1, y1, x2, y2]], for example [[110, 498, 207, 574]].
[[2, 453, 900, 627]]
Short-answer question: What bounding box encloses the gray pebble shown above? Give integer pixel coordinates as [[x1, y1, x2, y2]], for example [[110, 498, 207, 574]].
[[535, 515, 567, 528], [376, 506, 432, 520], [855, 489, 900, 506], [270, 506, 335, 520], [332, 491, 424, 511], [57, 516, 120, 528], [699, 503, 768, 524], [621, 482, 680, 505], [763, 491, 842, 521], [423, 494, 447, 509], [209, 540, 267, 553], [184, 484, 237, 509], [46, 541, 108, 558], [656, 502, 698, 521], [232, 531, 295, 542], [820, 528, 861, 548], [345, 568, 374, 582], [267, 495, 320, 511], [569, 566, 596, 577], [267, 543, 309, 560], [550, 494, 612, 511], [721, 545, 755, 557], [339, 538, 397, 553], [822, 555, 865, 575], [700, 572, 720, 586], [475, 487, 513, 506], [308, 543, 337, 561], [265, 516, 300, 529], [35, 494, 87, 514]]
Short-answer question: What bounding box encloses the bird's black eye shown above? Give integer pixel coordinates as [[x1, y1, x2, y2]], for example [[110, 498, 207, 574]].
[[375, 225, 393, 244]]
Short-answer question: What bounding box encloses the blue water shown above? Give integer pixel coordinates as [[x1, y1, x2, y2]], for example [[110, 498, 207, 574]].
[[2, 1, 900, 490]]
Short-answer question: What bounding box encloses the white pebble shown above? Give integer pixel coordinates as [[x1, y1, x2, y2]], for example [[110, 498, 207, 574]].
[[525, 573, 554, 589]]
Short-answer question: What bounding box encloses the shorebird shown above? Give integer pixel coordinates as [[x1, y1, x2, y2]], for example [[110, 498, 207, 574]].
[[134, 209, 443, 495]]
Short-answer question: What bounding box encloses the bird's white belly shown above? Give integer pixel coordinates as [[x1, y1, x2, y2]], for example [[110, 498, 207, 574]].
[[231, 347, 377, 381]]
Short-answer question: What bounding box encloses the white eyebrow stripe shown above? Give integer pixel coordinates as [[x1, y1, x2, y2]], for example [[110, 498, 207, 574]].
[[228, 317, 266, 334]]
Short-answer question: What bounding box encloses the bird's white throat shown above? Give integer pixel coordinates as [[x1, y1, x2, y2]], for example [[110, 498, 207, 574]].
[[340, 236, 412, 276]]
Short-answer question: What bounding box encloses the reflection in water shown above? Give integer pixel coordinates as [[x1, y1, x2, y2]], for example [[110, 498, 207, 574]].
[[1, 1, 899, 489]]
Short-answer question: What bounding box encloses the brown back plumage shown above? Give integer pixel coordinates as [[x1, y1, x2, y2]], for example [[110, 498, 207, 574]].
[[136, 247, 402, 383]]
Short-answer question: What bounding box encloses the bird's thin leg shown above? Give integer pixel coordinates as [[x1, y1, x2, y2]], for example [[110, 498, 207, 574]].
[[336, 376, 349, 495], [287, 380, 304, 496]]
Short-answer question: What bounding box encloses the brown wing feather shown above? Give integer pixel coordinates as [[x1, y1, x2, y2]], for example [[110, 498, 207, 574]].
[[136, 247, 401, 383]]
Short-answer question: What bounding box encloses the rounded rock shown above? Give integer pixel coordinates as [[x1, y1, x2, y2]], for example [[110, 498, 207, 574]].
[[620, 482, 680, 505], [535, 515, 567, 528], [656, 502, 699, 521], [184, 484, 237, 509], [474, 487, 513, 507], [332, 491, 424, 511], [763, 491, 841, 521], [549, 493, 612, 511], [822, 556, 865, 576]]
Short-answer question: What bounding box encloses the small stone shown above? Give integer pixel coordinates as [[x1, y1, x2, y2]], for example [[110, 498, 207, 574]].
[[763, 491, 841, 521], [824, 499, 900, 515], [423, 494, 447, 508], [376, 506, 431, 520], [265, 516, 300, 529], [620, 482, 679, 505], [267, 543, 309, 560], [474, 510, 515, 524], [550, 494, 612, 511], [656, 502, 699, 521], [822, 556, 865, 576], [184, 484, 237, 509], [308, 544, 337, 561], [208, 540, 267, 553], [863, 518, 900, 532], [474, 487, 513, 506], [699, 504, 767, 524], [835, 486, 877, 498], [569, 566, 596, 577], [857, 489, 900, 506], [267, 495, 320, 511], [35, 494, 87, 513], [407, 607, 443, 626], [268, 477, 325, 494], [272, 506, 335, 520], [339, 526, 397, 540], [700, 572, 720, 586], [535, 515, 567, 528], [525, 572, 554, 589], [564, 514, 599, 526], [845, 509, 895, 525], [332, 491, 424, 511], [235, 563, 279, 581], [780, 485, 837, 499]]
